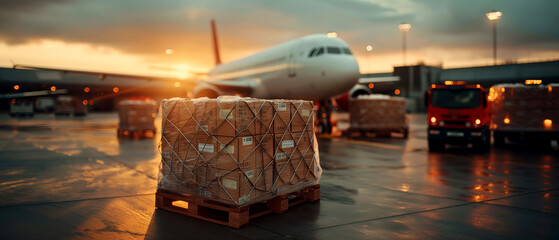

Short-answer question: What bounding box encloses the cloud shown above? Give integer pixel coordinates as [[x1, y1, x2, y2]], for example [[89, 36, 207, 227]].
[[0, 0, 558, 72]]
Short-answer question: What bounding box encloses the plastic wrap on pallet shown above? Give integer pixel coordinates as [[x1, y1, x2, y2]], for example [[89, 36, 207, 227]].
[[489, 83, 559, 131], [118, 98, 157, 131], [349, 94, 407, 130], [157, 96, 321, 206]]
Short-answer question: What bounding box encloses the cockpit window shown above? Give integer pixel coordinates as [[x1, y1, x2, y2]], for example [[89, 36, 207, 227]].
[[343, 48, 352, 55], [315, 47, 324, 56], [327, 47, 341, 54], [308, 48, 317, 57]]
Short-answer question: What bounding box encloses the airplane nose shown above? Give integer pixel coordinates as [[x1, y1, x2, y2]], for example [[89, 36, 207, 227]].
[[331, 57, 360, 90]]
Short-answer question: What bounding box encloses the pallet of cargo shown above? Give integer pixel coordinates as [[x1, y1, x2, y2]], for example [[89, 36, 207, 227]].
[[155, 184, 320, 228], [117, 128, 156, 139], [346, 127, 409, 138], [348, 94, 408, 139]]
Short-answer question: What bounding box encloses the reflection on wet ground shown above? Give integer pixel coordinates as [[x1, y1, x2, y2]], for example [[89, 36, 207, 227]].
[[0, 113, 557, 239]]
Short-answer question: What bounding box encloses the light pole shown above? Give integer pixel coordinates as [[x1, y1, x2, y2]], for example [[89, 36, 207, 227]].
[[399, 23, 411, 66], [486, 11, 502, 65], [366, 45, 373, 72]]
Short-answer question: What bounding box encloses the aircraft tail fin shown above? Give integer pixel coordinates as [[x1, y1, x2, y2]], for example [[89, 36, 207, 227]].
[[211, 19, 221, 65]]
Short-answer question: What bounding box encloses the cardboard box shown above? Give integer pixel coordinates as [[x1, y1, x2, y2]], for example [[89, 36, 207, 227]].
[[273, 131, 313, 185], [214, 99, 259, 137], [118, 99, 156, 131], [253, 100, 275, 135], [161, 98, 217, 135], [291, 100, 314, 133], [349, 95, 407, 130], [212, 135, 270, 171], [273, 101, 291, 134]]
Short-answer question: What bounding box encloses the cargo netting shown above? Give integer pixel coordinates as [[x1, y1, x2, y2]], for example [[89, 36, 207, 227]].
[[158, 96, 321, 206]]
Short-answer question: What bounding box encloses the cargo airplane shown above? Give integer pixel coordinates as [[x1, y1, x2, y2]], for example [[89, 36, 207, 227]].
[[8, 20, 365, 131], [11, 20, 360, 101], [193, 20, 361, 100]]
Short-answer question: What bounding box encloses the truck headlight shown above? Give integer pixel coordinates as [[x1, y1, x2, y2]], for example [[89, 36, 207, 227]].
[[475, 119, 481, 125], [439, 121, 445, 127], [544, 119, 552, 128], [465, 122, 471, 127]]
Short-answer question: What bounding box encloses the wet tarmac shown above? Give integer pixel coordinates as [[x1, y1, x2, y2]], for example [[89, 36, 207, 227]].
[[0, 113, 557, 239]]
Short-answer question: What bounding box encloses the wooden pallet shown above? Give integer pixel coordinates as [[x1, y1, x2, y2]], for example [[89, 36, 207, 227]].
[[117, 128, 156, 139], [346, 127, 408, 138], [155, 184, 320, 228]]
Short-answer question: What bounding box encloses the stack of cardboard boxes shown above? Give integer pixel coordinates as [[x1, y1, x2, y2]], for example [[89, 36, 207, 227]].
[[159, 97, 320, 206], [118, 98, 156, 132], [490, 84, 559, 130], [349, 95, 407, 131]]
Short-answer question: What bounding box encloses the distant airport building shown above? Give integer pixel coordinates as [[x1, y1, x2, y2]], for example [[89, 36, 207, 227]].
[[361, 60, 559, 112]]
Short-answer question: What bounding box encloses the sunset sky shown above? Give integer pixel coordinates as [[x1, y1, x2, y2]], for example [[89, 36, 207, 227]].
[[1, 0, 559, 78]]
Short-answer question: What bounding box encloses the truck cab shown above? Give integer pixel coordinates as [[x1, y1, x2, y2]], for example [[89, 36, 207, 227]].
[[425, 81, 490, 151]]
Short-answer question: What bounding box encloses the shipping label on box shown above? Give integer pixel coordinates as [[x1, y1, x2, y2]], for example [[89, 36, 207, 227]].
[[207, 169, 259, 205], [212, 135, 272, 172]]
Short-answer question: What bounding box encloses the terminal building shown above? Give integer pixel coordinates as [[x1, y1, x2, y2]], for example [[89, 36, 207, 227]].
[[361, 60, 559, 112]]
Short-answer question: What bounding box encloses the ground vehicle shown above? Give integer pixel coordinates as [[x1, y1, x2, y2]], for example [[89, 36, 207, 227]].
[[55, 95, 88, 117], [10, 100, 34, 117], [425, 82, 490, 151], [489, 83, 558, 148], [35, 97, 55, 112]]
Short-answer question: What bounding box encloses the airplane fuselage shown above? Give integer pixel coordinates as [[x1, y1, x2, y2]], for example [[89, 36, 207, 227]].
[[201, 34, 360, 100]]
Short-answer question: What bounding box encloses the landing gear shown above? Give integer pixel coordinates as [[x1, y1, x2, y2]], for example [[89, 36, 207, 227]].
[[316, 99, 333, 134]]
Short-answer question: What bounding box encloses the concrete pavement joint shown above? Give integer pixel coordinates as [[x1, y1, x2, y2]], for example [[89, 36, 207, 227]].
[[293, 188, 559, 235], [290, 201, 477, 234], [85, 148, 157, 181], [364, 183, 470, 203], [479, 202, 559, 216], [0, 193, 155, 208], [249, 224, 297, 239]]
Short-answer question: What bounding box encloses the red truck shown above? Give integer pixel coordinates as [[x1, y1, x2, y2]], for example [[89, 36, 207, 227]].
[[425, 81, 491, 151]]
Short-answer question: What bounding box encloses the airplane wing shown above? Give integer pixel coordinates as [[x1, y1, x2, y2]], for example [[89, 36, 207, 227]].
[[11, 64, 258, 97], [358, 76, 400, 84], [0, 89, 68, 99], [13, 64, 192, 83]]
